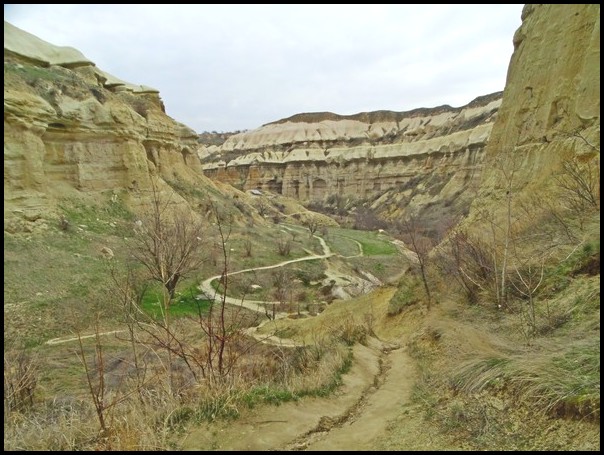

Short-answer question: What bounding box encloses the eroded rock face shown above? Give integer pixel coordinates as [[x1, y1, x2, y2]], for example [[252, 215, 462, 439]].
[[468, 4, 600, 227], [200, 92, 502, 222], [495, 4, 599, 149], [4, 21, 208, 224]]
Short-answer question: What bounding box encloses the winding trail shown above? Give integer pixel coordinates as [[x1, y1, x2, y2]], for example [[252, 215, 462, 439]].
[[181, 229, 423, 451], [198, 230, 333, 315], [43, 224, 421, 451], [46, 228, 409, 353], [46, 230, 333, 346], [46, 330, 125, 346]]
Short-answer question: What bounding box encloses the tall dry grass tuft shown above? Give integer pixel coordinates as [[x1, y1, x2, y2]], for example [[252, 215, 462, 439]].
[[451, 338, 600, 420]]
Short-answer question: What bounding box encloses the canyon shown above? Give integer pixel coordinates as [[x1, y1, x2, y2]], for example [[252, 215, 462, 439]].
[[4, 4, 599, 228], [3, 4, 600, 452], [200, 92, 501, 222]]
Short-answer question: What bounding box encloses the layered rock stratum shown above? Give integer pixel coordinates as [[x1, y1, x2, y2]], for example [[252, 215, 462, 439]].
[[200, 93, 502, 223], [4, 21, 213, 230], [5, 3, 599, 234]]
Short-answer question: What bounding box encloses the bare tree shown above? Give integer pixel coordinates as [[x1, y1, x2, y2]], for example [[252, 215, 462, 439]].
[[256, 201, 269, 217], [127, 203, 243, 385], [396, 216, 433, 310], [353, 206, 388, 231], [209, 204, 232, 377], [128, 178, 206, 392], [556, 156, 600, 218], [304, 218, 320, 238], [493, 148, 522, 308], [131, 179, 206, 302]]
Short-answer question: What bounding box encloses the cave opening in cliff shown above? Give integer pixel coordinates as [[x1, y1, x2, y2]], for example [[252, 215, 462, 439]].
[[266, 178, 283, 194]]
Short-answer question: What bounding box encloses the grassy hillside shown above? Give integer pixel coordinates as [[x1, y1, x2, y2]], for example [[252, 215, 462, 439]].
[[4, 176, 598, 450]]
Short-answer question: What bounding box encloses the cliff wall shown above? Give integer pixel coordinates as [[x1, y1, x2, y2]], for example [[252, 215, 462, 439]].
[[4, 21, 211, 228]]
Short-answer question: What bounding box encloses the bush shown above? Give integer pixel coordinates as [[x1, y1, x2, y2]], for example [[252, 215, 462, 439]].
[[388, 277, 420, 316], [4, 349, 38, 415]]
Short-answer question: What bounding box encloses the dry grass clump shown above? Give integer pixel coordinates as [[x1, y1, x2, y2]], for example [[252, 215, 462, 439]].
[[3, 323, 356, 451]]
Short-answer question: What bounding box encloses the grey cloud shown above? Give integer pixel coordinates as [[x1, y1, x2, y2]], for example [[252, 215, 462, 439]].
[[4, 4, 522, 132]]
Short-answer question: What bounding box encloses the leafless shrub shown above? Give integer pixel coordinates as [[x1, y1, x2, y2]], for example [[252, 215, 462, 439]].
[[304, 218, 320, 238], [556, 156, 600, 216], [277, 237, 292, 256], [4, 348, 38, 416], [441, 229, 496, 305], [243, 238, 253, 257], [395, 216, 434, 309]]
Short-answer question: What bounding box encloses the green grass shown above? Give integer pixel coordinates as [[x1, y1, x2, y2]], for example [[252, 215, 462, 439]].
[[544, 341, 600, 417], [242, 347, 354, 407], [195, 393, 241, 422], [166, 179, 209, 201], [230, 228, 323, 269], [323, 232, 362, 257], [4, 228, 119, 346], [541, 239, 600, 297], [388, 276, 421, 316], [190, 345, 354, 424], [241, 386, 299, 409], [59, 193, 135, 236], [5, 63, 68, 84], [326, 227, 398, 256], [140, 284, 211, 319]]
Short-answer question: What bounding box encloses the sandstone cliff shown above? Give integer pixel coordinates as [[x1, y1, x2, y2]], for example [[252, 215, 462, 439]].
[[4, 21, 213, 230], [200, 89, 501, 225], [468, 4, 600, 229]]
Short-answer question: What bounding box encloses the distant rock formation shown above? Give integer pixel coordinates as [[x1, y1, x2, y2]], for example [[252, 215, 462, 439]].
[[6, 3, 598, 234], [200, 92, 502, 222]]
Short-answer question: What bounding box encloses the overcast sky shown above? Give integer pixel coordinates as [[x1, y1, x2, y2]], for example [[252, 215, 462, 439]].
[[5, 4, 523, 133]]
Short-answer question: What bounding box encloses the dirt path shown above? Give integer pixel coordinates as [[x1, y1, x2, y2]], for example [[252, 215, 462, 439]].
[[242, 313, 301, 348], [43, 226, 423, 450], [198, 230, 333, 315], [181, 229, 424, 451], [45, 330, 125, 346], [44, 231, 333, 346], [181, 337, 417, 451]]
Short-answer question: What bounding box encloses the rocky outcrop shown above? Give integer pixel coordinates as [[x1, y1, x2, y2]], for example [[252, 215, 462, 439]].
[[4, 21, 92, 68], [4, 21, 159, 94], [200, 92, 502, 222], [468, 4, 600, 226], [4, 21, 211, 226], [495, 4, 599, 149]]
